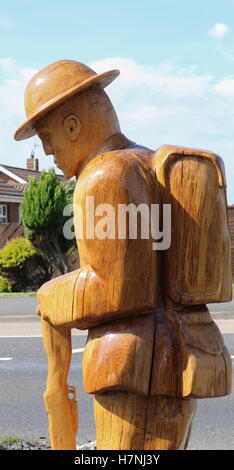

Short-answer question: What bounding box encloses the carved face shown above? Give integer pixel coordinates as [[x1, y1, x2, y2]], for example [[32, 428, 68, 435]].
[[35, 108, 81, 179], [35, 88, 120, 179]]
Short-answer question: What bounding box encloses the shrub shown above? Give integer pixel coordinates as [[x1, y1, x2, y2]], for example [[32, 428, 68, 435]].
[[0, 238, 36, 269], [0, 275, 11, 293], [0, 237, 50, 292]]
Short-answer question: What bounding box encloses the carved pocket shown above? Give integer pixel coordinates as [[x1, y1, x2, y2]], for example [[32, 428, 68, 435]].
[[181, 321, 224, 356]]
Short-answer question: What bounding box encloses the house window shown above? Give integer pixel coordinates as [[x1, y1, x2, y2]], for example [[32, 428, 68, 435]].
[[0, 205, 8, 223]]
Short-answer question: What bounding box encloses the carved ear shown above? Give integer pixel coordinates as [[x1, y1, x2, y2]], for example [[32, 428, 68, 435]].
[[63, 115, 81, 141]]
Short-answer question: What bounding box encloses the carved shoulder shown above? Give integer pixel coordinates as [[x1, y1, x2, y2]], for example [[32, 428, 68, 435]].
[[154, 144, 227, 188], [73, 149, 153, 208], [70, 149, 158, 325]]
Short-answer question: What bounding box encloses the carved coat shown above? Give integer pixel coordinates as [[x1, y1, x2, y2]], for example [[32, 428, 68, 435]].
[[79, 134, 232, 399], [39, 133, 232, 399]]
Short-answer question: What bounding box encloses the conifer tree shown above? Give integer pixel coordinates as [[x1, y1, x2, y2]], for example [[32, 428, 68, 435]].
[[21, 168, 70, 274]]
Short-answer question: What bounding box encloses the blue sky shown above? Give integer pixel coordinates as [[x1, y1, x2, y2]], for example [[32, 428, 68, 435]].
[[0, 0, 234, 202]]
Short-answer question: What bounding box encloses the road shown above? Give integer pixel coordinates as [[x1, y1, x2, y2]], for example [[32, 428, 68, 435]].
[[0, 330, 94, 446], [0, 295, 234, 449], [0, 295, 38, 316], [0, 295, 234, 316]]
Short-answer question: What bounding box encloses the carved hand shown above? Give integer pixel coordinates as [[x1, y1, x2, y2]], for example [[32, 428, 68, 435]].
[[36, 270, 80, 327]]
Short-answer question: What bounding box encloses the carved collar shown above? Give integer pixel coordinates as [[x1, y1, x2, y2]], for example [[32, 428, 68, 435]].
[[95, 133, 135, 155], [76, 133, 135, 179]]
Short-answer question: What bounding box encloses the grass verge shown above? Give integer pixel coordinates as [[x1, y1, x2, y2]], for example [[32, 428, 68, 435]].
[[0, 435, 21, 450], [0, 292, 36, 297]]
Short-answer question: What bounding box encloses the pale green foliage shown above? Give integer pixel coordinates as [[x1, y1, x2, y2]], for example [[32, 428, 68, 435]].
[[0, 275, 11, 292], [0, 237, 36, 269]]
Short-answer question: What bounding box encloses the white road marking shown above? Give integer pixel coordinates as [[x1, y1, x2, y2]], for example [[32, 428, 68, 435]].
[[72, 348, 84, 354], [212, 312, 234, 314], [0, 347, 85, 361], [0, 335, 42, 338]]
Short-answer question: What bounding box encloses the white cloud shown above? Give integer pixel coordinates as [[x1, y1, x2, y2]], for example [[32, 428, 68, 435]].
[[0, 57, 234, 203], [90, 58, 212, 98], [209, 23, 229, 40], [0, 17, 13, 28], [90, 57, 234, 203], [213, 76, 234, 97], [0, 58, 15, 72], [0, 59, 42, 174], [20, 68, 38, 82], [215, 42, 234, 63], [210, 25, 234, 63], [0, 58, 37, 120]]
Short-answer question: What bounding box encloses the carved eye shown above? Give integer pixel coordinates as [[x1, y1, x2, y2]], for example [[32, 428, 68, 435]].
[[39, 132, 53, 154], [41, 133, 51, 146], [45, 134, 51, 145]]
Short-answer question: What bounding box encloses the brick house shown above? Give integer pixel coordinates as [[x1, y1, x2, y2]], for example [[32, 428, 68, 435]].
[[0, 154, 67, 247]]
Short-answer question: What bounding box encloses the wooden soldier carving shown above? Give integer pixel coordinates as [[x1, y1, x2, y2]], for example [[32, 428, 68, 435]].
[[14, 60, 232, 450]]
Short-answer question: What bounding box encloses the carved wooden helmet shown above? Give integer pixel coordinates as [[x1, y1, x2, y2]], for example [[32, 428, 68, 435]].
[[14, 59, 119, 141]]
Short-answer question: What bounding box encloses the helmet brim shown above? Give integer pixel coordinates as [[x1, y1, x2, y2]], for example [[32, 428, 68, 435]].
[[14, 69, 119, 141]]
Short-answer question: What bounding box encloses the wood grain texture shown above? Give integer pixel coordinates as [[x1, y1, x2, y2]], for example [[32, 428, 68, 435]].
[[18, 61, 232, 450], [37, 140, 159, 328], [154, 145, 232, 304], [83, 312, 155, 395], [41, 319, 78, 450], [94, 392, 197, 450], [37, 139, 232, 450], [80, 143, 232, 401], [150, 302, 232, 398], [72, 148, 158, 327], [37, 142, 232, 328]]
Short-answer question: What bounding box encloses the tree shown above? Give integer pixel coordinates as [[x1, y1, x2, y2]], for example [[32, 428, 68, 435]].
[[64, 178, 76, 206], [21, 168, 71, 275]]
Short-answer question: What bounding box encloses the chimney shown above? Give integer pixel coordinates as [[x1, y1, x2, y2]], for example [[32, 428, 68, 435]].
[[27, 151, 39, 171], [34, 158, 39, 171]]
